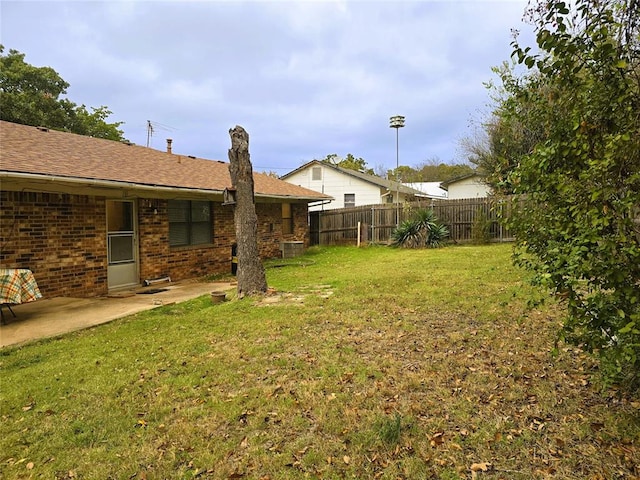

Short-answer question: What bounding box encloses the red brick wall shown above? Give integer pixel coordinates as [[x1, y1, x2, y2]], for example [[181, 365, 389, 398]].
[[291, 203, 310, 245], [140, 200, 309, 283], [1, 191, 310, 298], [138, 201, 235, 283], [0, 191, 108, 297]]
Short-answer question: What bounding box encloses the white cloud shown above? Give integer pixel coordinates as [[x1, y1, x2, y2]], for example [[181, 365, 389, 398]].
[[1, 0, 535, 171]]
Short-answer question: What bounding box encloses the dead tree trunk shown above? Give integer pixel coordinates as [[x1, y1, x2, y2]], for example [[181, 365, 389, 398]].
[[228, 125, 268, 297]]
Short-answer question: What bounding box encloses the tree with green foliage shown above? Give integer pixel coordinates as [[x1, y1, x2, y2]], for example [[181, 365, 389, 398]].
[[462, 64, 548, 194], [416, 159, 475, 183], [319, 153, 374, 175], [0, 46, 125, 141], [503, 0, 640, 388], [387, 159, 475, 183], [387, 165, 418, 182]]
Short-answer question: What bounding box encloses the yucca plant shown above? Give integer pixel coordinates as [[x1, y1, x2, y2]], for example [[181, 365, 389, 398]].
[[426, 222, 449, 248], [415, 208, 437, 231], [391, 219, 423, 248], [391, 208, 449, 248]]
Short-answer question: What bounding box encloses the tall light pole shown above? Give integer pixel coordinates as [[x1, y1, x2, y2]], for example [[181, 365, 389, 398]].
[[389, 115, 405, 228]]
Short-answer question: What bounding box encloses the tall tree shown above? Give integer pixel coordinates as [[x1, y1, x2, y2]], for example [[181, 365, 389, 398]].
[[504, 0, 640, 388], [462, 64, 548, 194], [228, 126, 268, 298], [0, 46, 125, 141], [70, 105, 126, 141]]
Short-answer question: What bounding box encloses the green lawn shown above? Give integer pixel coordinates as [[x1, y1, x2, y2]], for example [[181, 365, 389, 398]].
[[1, 244, 638, 479]]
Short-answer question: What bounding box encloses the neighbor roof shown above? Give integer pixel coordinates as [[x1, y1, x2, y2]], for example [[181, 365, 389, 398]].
[[404, 182, 448, 199], [281, 160, 424, 196], [0, 121, 330, 202], [440, 172, 486, 189]]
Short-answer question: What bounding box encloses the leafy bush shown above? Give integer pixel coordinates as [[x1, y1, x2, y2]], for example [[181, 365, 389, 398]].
[[504, 0, 640, 389], [391, 208, 449, 248], [471, 207, 492, 244]]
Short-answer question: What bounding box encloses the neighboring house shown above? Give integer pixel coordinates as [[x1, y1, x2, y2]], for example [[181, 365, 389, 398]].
[[0, 121, 330, 298], [281, 160, 424, 211], [440, 173, 491, 199], [404, 182, 448, 199]]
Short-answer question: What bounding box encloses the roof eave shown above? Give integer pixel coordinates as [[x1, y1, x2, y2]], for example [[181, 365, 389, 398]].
[[0, 171, 225, 196], [254, 192, 334, 202], [1, 171, 333, 202]]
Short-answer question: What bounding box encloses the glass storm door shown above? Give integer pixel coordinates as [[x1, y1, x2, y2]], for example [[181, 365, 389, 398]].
[[106, 200, 138, 289]]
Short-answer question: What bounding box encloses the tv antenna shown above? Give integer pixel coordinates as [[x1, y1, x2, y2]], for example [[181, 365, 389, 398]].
[[146, 120, 176, 148]]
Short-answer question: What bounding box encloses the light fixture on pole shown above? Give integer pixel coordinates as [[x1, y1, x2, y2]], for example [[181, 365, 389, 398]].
[[389, 115, 405, 228]]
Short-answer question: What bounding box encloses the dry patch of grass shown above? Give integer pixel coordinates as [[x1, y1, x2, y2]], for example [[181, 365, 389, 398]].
[[1, 245, 638, 479], [256, 284, 334, 306]]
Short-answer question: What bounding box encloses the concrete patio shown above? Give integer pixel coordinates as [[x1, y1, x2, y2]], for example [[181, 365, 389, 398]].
[[0, 279, 235, 348]]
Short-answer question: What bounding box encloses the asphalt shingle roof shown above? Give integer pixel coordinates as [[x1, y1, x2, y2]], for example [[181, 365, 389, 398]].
[[0, 121, 329, 201]]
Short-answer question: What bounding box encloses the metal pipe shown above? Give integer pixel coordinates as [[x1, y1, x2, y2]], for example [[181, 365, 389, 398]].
[[389, 115, 405, 228], [144, 276, 171, 286]]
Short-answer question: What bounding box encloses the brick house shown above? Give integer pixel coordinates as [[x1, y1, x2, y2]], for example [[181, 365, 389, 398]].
[[0, 121, 330, 298]]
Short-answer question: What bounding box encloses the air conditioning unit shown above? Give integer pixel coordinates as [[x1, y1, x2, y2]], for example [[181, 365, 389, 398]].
[[280, 241, 304, 259]]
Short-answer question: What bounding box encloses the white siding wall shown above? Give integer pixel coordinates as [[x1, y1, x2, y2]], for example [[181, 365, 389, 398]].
[[446, 177, 492, 199], [284, 166, 385, 211]]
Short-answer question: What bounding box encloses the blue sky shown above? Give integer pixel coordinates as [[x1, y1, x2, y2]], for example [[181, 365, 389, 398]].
[[1, 0, 535, 175]]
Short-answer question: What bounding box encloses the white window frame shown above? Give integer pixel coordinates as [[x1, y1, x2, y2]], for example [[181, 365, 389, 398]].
[[344, 193, 355, 208]]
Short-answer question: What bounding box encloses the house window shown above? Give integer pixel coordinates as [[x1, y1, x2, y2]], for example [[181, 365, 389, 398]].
[[282, 203, 293, 234], [168, 200, 212, 246], [344, 193, 355, 208], [311, 166, 322, 181]]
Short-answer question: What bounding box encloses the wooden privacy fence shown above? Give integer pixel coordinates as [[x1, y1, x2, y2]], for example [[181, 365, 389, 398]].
[[310, 197, 515, 246]]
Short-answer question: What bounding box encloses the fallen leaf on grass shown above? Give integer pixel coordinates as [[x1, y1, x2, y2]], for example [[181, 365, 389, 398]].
[[268, 385, 284, 397], [534, 467, 557, 475], [430, 431, 445, 447], [240, 436, 249, 448], [470, 462, 491, 472], [343, 455, 350, 464], [341, 372, 354, 383]]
